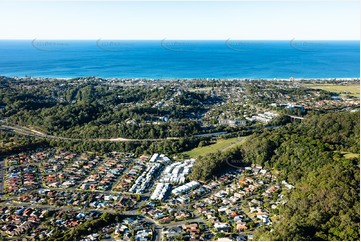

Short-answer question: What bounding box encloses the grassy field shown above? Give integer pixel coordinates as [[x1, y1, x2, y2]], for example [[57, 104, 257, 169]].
[[188, 87, 214, 92], [181, 136, 246, 158], [341, 152, 360, 160], [305, 84, 360, 97]]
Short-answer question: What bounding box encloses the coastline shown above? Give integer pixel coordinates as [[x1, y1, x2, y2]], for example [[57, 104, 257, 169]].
[[0, 40, 358, 81], [2, 75, 360, 81]]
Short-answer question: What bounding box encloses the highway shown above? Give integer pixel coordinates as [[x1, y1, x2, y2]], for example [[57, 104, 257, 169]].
[[0, 119, 209, 240], [0, 119, 257, 145], [0, 120, 179, 142]]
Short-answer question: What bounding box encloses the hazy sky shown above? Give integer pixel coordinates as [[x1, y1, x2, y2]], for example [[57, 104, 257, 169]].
[[0, 0, 359, 40]]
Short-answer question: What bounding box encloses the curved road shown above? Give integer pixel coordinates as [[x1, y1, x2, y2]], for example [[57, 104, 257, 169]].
[[1, 198, 204, 241]]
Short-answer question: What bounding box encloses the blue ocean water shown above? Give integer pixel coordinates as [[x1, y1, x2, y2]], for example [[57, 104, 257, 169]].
[[0, 40, 359, 79]]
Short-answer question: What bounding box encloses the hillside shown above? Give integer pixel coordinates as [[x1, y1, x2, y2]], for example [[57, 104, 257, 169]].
[[190, 112, 360, 240]]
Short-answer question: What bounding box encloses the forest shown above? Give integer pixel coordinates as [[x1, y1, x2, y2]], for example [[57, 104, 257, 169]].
[[1, 77, 359, 241], [0, 78, 220, 139], [0, 129, 212, 157], [190, 112, 360, 241]]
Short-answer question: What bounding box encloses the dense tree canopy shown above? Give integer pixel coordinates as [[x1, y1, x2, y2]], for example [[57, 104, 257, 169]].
[[190, 112, 360, 241]]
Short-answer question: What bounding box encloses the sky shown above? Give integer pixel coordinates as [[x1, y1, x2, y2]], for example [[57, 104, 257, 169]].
[[0, 0, 359, 40]]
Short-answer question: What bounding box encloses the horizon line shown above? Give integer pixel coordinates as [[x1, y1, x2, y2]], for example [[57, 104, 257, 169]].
[[3, 75, 360, 80], [0, 39, 359, 41]]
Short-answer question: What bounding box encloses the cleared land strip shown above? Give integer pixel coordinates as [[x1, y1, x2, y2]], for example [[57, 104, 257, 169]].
[[0, 121, 179, 142]]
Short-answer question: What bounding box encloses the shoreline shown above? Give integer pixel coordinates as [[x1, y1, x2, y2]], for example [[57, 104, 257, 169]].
[[2, 75, 360, 81]]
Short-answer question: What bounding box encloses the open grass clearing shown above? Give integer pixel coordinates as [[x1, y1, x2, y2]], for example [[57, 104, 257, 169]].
[[181, 136, 246, 158], [305, 84, 360, 97]]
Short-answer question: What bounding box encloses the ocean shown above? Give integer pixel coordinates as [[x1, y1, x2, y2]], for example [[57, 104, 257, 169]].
[[0, 40, 359, 79]]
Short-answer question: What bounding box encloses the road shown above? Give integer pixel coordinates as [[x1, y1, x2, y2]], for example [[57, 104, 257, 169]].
[[33, 186, 150, 198], [0, 121, 179, 142], [1, 199, 201, 241], [162, 217, 204, 228], [0, 119, 260, 145], [0, 119, 225, 240], [1, 199, 147, 217], [0, 159, 4, 197], [0, 195, 206, 240]]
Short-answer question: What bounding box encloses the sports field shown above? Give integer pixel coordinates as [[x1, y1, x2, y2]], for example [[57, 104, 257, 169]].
[[305, 84, 360, 97]]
